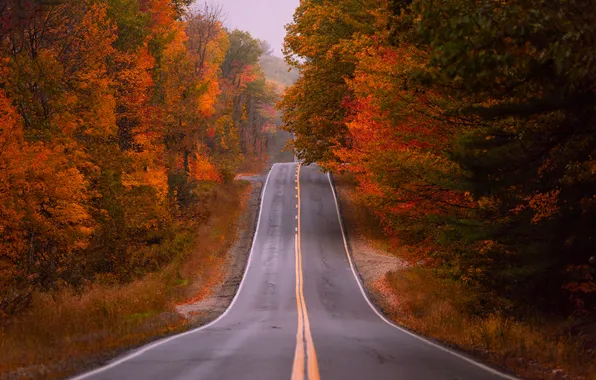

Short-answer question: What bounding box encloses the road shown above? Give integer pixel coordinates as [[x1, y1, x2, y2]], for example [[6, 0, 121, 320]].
[[73, 163, 516, 380]]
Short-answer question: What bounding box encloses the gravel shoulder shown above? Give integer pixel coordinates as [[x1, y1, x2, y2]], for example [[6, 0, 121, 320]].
[[332, 177, 592, 380], [332, 180, 406, 315], [1, 165, 271, 380], [175, 174, 265, 324], [51, 174, 267, 380]]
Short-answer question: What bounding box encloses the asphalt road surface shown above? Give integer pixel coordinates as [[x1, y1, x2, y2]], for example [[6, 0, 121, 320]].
[[73, 163, 516, 380]]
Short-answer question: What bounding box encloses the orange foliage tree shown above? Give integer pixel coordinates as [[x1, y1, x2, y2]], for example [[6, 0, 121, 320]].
[[0, 0, 277, 316]]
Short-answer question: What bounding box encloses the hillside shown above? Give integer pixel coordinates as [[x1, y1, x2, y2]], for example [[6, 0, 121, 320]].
[[259, 54, 299, 89]]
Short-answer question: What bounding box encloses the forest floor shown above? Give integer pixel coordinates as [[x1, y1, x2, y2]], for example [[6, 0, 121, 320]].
[[333, 174, 596, 380], [0, 160, 268, 380]]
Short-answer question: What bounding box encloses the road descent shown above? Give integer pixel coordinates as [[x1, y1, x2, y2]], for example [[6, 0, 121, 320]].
[[73, 163, 516, 380]]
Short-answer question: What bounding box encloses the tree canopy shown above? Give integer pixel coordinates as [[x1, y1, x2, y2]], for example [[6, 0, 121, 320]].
[[0, 0, 278, 317], [282, 0, 596, 314]]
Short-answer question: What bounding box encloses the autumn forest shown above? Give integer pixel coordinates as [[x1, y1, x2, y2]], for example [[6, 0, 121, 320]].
[[0, 0, 278, 317], [283, 0, 596, 316], [1, 0, 596, 378]]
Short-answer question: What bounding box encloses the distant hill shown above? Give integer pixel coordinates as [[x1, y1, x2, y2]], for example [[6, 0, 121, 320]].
[[259, 54, 299, 88], [259, 54, 295, 160]]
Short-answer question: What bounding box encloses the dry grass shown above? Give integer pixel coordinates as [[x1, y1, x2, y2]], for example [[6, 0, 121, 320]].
[[0, 181, 252, 379], [0, 277, 183, 379], [382, 269, 596, 379], [334, 173, 596, 380], [236, 156, 266, 176]]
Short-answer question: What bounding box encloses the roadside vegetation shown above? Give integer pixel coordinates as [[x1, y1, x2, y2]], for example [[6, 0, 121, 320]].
[[0, 181, 250, 379], [0, 180, 252, 379], [384, 268, 596, 380], [0, 0, 284, 377], [283, 0, 596, 316], [283, 0, 596, 377], [335, 174, 596, 380]]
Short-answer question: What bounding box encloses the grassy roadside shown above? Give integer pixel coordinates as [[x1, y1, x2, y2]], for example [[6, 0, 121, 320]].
[[333, 173, 596, 380], [0, 171, 259, 379]]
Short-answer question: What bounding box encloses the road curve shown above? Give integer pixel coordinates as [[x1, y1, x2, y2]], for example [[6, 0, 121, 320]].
[[72, 163, 516, 380]]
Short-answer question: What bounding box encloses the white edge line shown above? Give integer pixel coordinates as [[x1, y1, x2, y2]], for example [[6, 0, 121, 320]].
[[70, 164, 279, 380], [326, 172, 519, 380]]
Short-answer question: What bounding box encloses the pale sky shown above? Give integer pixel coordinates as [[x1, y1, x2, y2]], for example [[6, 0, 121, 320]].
[[214, 0, 300, 57]]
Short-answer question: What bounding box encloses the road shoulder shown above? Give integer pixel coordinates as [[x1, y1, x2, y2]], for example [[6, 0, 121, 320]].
[[2, 172, 268, 380], [331, 174, 596, 380], [331, 176, 406, 317], [175, 175, 265, 324]]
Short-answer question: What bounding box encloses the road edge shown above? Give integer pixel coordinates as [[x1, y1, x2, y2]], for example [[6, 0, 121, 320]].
[[326, 172, 520, 380], [69, 164, 277, 380]]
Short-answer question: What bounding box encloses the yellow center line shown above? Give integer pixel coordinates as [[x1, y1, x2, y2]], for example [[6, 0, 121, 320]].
[[292, 233, 306, 380], [291, 164, 320, 380]]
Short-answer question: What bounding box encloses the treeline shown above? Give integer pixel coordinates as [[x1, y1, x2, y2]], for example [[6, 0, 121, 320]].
[[283, 0, 596, 314], [259, 51, 299, 89], [0, 0, 277, 317]]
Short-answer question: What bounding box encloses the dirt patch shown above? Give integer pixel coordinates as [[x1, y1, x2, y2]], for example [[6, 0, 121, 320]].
[[176, 176, 265, 324], [332, 180, 406, 315]]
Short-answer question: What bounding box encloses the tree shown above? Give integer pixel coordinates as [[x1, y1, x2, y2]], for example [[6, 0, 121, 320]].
[[281, 0, 378, 164], [408, 0, 596, 308], [259, 40, 273, 56]]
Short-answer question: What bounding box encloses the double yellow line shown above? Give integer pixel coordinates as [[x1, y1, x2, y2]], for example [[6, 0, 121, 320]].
[[291, 164, 320, 380]]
